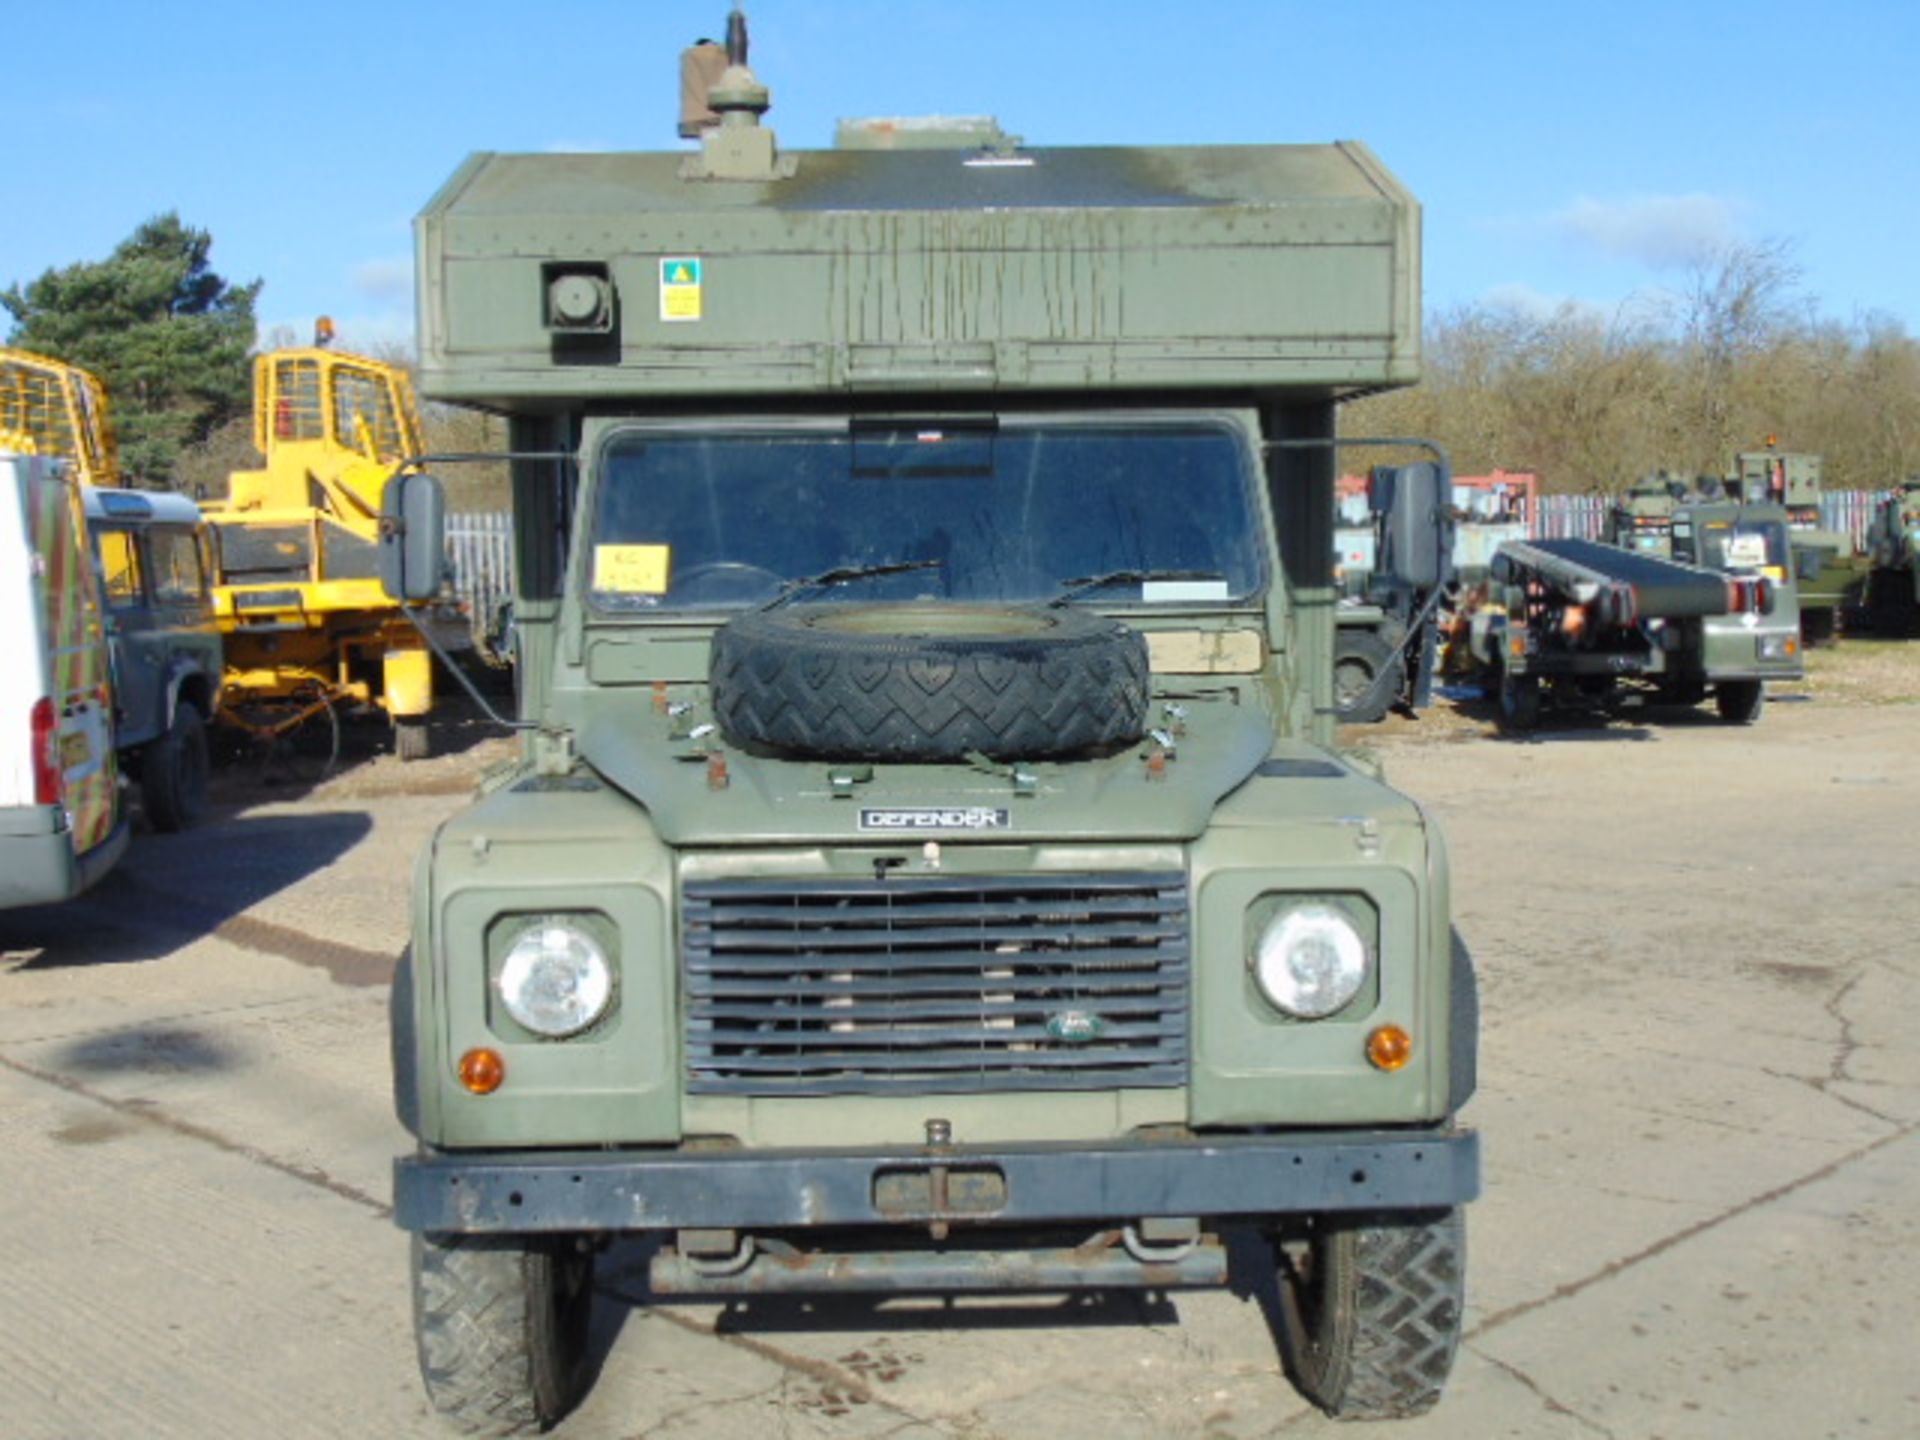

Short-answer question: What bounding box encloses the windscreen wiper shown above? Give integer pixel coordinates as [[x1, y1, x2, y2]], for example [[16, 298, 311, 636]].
[[1050, 568, 1224, 605], [764, 558, 945, 609]]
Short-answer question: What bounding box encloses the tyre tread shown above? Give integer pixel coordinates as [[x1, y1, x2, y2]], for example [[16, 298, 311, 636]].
[[412, 1234, 576, 1437], [711, 605, 1150, 761], [1284, 1208, 1466, 1421]]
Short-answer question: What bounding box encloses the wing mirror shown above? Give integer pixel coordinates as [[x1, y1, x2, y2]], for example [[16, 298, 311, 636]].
[[379, 471, 447, 602]]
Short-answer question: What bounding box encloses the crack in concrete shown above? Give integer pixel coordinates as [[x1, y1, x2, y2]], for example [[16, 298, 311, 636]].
[[1469, 1118, 1919, 1340], [0, 1046, 392, 1216], [637, 1303, 947, 1435], [624, 1374, 784, 1438], [1471, 1343, 1617, 1438], [1755, 969, 1906, 1127]]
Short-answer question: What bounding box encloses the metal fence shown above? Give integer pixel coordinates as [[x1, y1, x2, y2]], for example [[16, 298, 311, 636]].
[[1528, 491, 1889, 547], [446, 511, 513, 621], [1820, 491, 1890, 551], [1531, 494, 1608, 541]]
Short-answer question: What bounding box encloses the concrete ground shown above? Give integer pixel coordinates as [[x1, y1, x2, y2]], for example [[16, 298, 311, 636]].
[[1, 693, 1916, 1440]]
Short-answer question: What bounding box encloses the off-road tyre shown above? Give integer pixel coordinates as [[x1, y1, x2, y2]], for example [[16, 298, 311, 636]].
[[1715, 679, 1764, 725], [710, 602, 1150, 761], [396, 717, 432, 762], [411, 1231, 595, 1437], [141, 702, 209, 833], [1333, 632, 1396, 724], [1276, 1208, 1466, 1420]]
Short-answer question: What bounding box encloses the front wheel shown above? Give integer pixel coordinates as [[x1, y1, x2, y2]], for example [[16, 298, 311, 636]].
[[411, 1232, 596, 1437], [1274, 1208, 1466, 1419], [1715, 679, 1764, 725], [1497, 662, 1542, 731], [395, 717, 432, 762], [141, 703, 209, 832], [1332, 632, 1395, 724]]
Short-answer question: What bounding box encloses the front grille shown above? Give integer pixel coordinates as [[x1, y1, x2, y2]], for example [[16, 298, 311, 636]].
[[683, 872, 1190, 1096]]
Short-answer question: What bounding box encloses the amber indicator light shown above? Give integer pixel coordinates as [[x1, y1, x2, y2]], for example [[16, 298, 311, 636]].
[[1366, 1025, 1414, 1072], [459, 1048, 506, 1095]]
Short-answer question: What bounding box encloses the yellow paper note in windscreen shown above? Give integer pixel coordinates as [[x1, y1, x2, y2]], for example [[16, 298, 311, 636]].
[[593, 544, 672, 594]]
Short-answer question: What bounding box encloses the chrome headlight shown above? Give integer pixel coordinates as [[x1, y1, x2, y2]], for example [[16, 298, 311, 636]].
[[1251, 904, 1370, 1018], [497, 919, 613, 1037], [1757, 632, 1794, 661]]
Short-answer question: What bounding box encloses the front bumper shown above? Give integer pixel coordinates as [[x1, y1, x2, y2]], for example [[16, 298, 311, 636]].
[[394, 1127, 1479, 1234]]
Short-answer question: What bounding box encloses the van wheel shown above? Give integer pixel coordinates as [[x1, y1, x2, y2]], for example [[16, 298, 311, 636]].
[[1274, 1208, 1465, 1419], [142, 703, 209, 832], [411, 1232, 595, 1437], [1715, 680, 1764, 725], [395, 718, 431, 762]]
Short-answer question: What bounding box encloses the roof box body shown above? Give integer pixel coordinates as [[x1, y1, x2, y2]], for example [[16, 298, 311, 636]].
[[415, 141, 1420, 411]]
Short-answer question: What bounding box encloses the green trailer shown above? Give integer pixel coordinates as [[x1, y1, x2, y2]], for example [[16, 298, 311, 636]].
[[381, 13, 1476, 1431]]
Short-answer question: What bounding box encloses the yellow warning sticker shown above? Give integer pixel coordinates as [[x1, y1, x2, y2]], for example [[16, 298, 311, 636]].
[[593, 544, 672, 594], [660, 257, 703, 322]]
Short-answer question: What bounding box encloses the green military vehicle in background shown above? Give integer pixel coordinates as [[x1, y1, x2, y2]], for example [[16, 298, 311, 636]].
[[1864, 477, 1920, 634], [1477, 480, 1799, 728], [1665, 498, 1805, 715], [381, 12, 1478, 1432], [1607, 474, 1685, 556], [1729, 448, 1864, 642]]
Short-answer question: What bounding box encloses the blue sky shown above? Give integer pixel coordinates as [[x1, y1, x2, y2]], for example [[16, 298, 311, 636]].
[[9, 0, 1917, 353]]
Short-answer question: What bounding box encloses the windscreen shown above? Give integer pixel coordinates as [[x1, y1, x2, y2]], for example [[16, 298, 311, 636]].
[[587, 419, 1266, 612], [1696, 519, 1788, 572], [214, 523, 314, 582]]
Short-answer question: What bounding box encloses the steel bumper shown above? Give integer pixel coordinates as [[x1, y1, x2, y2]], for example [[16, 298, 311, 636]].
[[394, 1128, 1479, 1234]]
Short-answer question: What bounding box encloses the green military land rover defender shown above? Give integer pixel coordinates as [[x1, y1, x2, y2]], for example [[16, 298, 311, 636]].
[[384, 17, 1478, 1432]]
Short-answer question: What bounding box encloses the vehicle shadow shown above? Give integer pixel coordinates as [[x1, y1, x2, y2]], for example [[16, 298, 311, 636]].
[[1444, 687, 1663, 744], [0, 809, 374, 972]]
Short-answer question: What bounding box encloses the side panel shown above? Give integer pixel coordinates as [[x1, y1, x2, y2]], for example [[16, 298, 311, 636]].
[[10, 459, 118, 848]]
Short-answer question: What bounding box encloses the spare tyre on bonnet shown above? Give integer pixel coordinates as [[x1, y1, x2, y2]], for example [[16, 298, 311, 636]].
[[710, 601, 1150, 761]]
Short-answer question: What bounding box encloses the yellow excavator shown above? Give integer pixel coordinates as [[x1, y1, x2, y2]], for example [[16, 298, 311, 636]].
[[0, 347, 124, 487], [203, 320, 436, 761]]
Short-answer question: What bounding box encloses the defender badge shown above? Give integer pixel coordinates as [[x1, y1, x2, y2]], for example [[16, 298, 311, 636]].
[[858, 807, 1011, 833]]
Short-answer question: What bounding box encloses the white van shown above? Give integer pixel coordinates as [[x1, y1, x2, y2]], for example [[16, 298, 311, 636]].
[[0, 452, 126, 906]]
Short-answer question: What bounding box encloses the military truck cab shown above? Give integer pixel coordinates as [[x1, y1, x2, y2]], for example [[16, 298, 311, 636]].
[[1332, 462, 1456, 723], [1666, 499, 1804, 716], [388, 20, 1476, 1431]]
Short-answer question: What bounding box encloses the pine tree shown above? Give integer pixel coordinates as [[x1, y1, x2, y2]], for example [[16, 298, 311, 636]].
[[3, 214, 261, 487]]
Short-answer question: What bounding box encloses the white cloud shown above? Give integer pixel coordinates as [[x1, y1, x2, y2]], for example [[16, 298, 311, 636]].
[[349, 256, 413, 304], [1548, 193, 1741, 269]]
